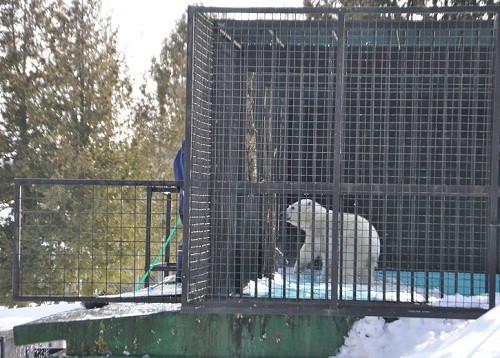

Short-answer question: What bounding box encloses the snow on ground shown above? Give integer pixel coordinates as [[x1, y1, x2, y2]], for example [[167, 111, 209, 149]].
[[0, 301, 181, 332], [334, 296, 500, 357], [0, 302, 81, 331], [245, 271, 500, 357], [403, 302, 500, 357], [1, 280, 499, 357]]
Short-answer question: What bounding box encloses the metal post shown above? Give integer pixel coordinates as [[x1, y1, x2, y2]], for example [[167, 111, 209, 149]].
[[144, 186, 153, 288], [12, 180, 22, 299], [0, 335, 5, 358], [330, 11, 345, 307], [488, 11, 500, 310], [165, 192, 172, 276], [182, 6, 195, 307]]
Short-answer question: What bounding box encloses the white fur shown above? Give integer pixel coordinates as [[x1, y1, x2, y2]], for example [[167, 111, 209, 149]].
[[285, 198, 380, 284]]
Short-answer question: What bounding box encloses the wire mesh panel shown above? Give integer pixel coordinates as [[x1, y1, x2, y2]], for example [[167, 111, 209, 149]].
[[13, 179, 183, 304], [185, 6, 500, 318]]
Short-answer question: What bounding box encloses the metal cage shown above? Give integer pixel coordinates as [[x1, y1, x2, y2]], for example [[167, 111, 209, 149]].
[[13, 179, 183, 304], [183, 6, 500, 318]]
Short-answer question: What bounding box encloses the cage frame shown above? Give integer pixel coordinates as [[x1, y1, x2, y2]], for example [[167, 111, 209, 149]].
[[182, 5, 500, 318]]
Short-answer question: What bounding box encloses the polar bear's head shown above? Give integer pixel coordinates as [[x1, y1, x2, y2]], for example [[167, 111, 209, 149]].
[[285, 198, 325, 229]]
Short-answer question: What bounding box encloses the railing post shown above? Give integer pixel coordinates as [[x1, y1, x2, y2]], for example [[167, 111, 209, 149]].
[[12, 179, 22, 299], [144, 186, 153, 288], [488, 10, 500, 310], [165, 192, 172, 277]]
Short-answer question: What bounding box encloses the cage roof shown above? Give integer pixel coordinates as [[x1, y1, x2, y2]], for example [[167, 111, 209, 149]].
[[213, 19, 494, 47]]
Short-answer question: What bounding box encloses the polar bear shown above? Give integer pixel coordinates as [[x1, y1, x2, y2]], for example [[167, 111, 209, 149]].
[[285, 198, 380, 284]]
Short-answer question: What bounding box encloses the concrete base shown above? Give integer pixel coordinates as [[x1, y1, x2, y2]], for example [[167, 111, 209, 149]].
[[1, 329, 64, 358], [14, 310, 357, 357]]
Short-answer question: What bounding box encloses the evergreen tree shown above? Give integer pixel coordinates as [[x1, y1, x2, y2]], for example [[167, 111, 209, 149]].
[[0, 0, 53, 305], [129, 14, 187, 181], [40, 0, 132, 179], [304, 0, 397, 8], [303, 0, 399, 19], [0, 0, 132, 304], [304, 0, 499, 19], [304, 0, 498, 7]]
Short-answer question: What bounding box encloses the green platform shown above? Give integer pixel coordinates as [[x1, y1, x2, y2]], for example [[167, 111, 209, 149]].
[[14, 309, 357, 357]]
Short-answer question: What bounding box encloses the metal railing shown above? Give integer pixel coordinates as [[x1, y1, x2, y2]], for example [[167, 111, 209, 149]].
[[13, 178, 183, 304]]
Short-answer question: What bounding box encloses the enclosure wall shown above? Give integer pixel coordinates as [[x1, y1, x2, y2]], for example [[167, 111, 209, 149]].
[[185, 6, 500, 318]]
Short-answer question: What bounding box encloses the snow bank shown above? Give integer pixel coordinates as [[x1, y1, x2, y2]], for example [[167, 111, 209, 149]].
[[333, 293, 500, 358]]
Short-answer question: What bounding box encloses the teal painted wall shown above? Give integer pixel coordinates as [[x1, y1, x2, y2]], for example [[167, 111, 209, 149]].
[[15, 311, 357, 357]]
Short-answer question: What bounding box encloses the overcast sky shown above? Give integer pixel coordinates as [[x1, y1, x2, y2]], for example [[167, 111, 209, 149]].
[[100, 0, 304, 84]]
